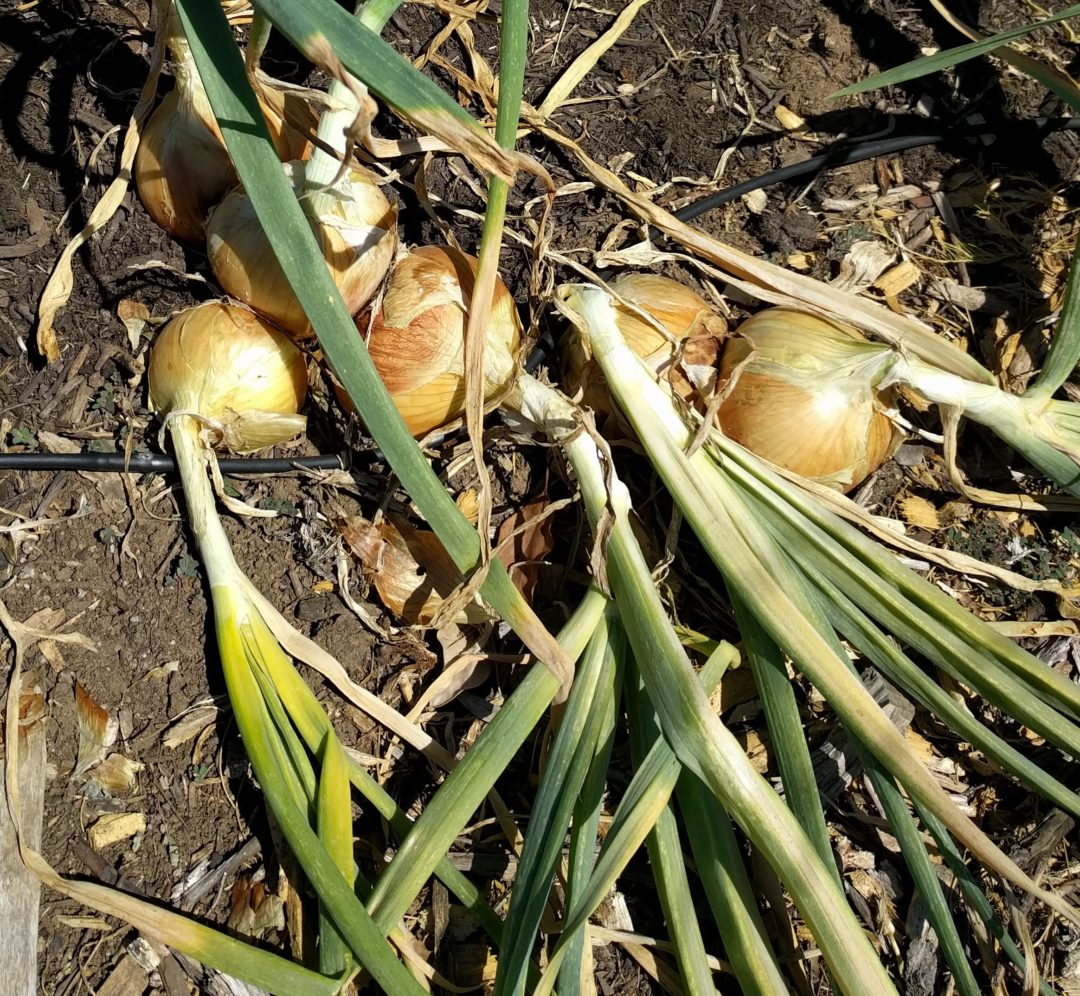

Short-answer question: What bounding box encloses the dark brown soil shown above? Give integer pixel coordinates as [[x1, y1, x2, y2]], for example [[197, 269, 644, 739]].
[[1, 0, 1078, 993]]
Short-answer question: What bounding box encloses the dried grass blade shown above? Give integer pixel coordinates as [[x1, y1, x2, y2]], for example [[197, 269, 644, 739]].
[[535, 0, 652, 122]]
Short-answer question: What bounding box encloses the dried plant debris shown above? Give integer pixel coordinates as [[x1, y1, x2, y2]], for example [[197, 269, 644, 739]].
[[73, 682, 118, 780]]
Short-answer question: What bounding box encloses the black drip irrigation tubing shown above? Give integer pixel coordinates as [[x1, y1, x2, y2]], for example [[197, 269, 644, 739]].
[[0, 451, 347, 475], [5, 118, 1077, 478]]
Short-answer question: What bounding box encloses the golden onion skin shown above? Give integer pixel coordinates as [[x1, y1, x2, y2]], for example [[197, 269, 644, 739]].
[[611, 273, 727, 363], [135, 83, 315, 244], [135, 90, 236, 244], [149, 301, 308, 452], [351, 246, 522, 436], [717, 308, 899, 492], [207, 164, 397, 339]]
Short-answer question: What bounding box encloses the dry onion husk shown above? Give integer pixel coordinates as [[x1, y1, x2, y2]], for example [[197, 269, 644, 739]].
[[339, 515, 490, 626]]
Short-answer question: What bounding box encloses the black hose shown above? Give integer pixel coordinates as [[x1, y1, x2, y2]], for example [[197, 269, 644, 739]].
[[0, 451, 347, 475]]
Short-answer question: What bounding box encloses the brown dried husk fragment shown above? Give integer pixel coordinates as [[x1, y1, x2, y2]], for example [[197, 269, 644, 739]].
[[339, 515, 490, 626]]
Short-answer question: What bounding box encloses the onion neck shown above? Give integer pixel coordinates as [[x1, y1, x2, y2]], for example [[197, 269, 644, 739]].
[[164, 9, 217, 135], [169, 416, 241, 591], [304, 1, 398, 190], [510, 373, 635, 527]]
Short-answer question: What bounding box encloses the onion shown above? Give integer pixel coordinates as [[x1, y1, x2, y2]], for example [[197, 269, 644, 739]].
[[347, 245, 522, 436], [564, 273, 726, 413], [149, 300, 308, 454], [206, 162, 396, 339], [717, 308, 899, 492], [205, 33, 400, 339], [134, 15, 316, 243], [610, 273, 727, 365]]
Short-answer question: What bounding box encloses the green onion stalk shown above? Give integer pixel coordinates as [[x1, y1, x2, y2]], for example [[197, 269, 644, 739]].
[[505, 371, 898, 994], [149, 300, 427, 994], [557, 283, 1080, 933]]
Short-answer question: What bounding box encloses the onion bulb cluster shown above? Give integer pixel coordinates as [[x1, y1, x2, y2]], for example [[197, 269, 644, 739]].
[[575, 275, 900, 492], [717, 309, 899, 492], [350, 245, 522, 436], [207, 163, 397, 339], [135, 19, 315, 244], [149, 300, 308, 454]]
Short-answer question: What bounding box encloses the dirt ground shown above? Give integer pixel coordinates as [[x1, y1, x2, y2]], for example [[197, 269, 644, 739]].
[[1, 0, 1079, 992]]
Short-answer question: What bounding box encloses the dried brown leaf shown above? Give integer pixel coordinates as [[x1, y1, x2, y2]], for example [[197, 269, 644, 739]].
[[85, 754, 143, 798], [495, 500, 557, 601], [74, 682, 117, 779], [339, 515, 490, 625], [162, 703, 220, 750]]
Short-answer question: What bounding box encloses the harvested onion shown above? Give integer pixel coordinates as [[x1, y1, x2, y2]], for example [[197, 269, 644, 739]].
[[565, 273, 726, 412], [207, 163, 396, 338], [206, 41, 397, 338], [351, 245, 522, 436], [135, 15, 315, 243], [149, 300, 308, 454], [717, 309, 899, 492], [610, 273, 727, 364]]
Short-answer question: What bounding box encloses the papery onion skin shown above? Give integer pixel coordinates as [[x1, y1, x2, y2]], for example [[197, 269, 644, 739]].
[[135, 89, 236, 244], [349, 245, 522, 436], [256, 82, 317, 163], [611, 273, 727, 363], [717, 308, 899, 492], [149, 301, 308, 452], [206, 163, 397, 339]]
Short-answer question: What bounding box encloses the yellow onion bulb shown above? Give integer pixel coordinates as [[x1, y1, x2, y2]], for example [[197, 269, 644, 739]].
[[206, 162, 397, 339], [135, 88, 236, 244], [610, 273, 727, 365], [717, 308, 900, 492], [149, 300, 308, 454], [347, 246, 522, 436], [565, 273, 726, 412], [135, 63, 315, 244]]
